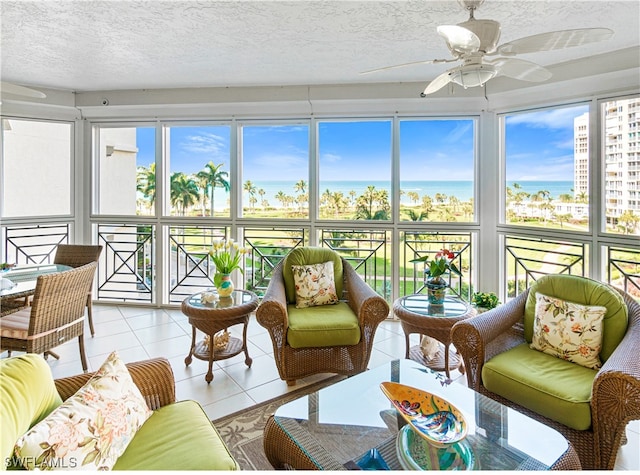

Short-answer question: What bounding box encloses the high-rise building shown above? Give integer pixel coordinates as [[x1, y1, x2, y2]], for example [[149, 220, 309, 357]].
[[574, 112, 589, 200], [603, 98, 640, 230]]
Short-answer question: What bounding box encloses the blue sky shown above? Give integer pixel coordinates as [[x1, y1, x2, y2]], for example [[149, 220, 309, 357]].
[[135, 108, 585, 182]]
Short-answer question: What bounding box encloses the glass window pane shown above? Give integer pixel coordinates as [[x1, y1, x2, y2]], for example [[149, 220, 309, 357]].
[[399, 119, 475, 222], [166, 125, 231, 217], [318, 120, 391, 220], [504, 105, 589, 231], [2, 118, 71, 217], [240, 124, 309, 219], [602, 97, 640, 236], [97, 125, 156, 216]]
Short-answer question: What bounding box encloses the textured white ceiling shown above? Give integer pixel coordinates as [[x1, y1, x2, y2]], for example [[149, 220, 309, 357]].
[[1, 0, 639, 93]]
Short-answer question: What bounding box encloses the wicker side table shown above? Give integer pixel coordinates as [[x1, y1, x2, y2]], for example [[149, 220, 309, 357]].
[[393, 294, 476, 378], [181, 289, 259, 383]]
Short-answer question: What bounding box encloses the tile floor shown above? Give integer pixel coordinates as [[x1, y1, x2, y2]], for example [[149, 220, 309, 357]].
[[3, 303, 638, 470]]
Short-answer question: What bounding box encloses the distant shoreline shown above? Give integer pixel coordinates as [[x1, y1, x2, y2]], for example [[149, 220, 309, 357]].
[[217, 179, 575, 209]]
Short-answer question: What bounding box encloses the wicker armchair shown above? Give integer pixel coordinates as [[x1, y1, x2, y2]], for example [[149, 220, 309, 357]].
[[256, 247, 389, 385], [0, 262, 98, 371], [451, 276, 640, 470], [53, 244, 103, 336]]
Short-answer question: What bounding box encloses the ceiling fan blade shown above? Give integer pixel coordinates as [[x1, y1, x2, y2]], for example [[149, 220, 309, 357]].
[[489, 58, 552, 82], [437, 25, 481, 54], [422, 70, 453, 96], [360, 57, 456, 75], [1, 81, 47, 99], [496, 28, 613, 56]]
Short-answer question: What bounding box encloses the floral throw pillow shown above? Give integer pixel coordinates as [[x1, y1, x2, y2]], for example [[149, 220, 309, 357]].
[[530, 292, 607, 369], [14, 351, 152, 470], [292, 260, 339, 309]]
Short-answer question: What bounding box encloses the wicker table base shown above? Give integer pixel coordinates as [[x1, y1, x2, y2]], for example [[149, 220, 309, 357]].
[[408, 343, 463, 375], [182, 290, 258, 383]]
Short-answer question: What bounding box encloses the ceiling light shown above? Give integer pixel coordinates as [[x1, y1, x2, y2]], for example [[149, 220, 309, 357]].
[[449, 64, 497, 88]]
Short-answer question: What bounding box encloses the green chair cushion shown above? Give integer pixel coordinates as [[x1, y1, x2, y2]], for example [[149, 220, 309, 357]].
[[113, 400, 239, 470], [283, 247, 343, 304], [524, 274, 628, 362], [0, 354, 62, 468], [482, 343, 596, 430], [287, 302, 361, 349]]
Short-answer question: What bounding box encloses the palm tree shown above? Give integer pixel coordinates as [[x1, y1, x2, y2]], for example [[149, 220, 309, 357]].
[[275, 190, 287, 208], [136, 163, 156, 210], [196, 161, 229, 216], [244, 180, 257, 209], [294, 180, 307, 212], [170, 172, 199, 215]]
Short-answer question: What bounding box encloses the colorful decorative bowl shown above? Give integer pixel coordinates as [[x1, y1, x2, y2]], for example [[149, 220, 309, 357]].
[[396, 424, 476, 470], [380, 381, 468, 447]]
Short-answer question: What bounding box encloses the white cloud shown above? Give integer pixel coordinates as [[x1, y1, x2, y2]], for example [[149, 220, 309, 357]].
[[507, 107, 588, 129]]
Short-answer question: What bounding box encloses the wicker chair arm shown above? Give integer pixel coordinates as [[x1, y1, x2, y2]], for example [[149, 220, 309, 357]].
[[255, 262, 289, 330], [54, 357, 176, 410], [451, 291, 528, 389], [590, 292, 640, 468], [342, 260, 390, 326]]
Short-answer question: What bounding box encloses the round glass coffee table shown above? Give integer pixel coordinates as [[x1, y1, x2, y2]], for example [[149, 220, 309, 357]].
[[181, 289, 259, 383], [393, 294, 476, 377]]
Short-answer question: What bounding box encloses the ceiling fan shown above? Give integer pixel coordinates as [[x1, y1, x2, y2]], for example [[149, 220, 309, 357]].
[[362, 0, 613, 96], [0, 81, 46, 99]]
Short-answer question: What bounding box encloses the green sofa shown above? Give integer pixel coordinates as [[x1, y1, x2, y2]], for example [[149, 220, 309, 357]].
[[0, 354, 239, 470]]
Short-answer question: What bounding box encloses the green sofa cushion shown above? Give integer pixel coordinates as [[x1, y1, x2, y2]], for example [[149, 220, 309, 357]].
[[482, 343, 596, 430], [113, 400, 239, 471], [524, 274, 628, 362], [287, 302, 361, 349], [283, 247, 343, 304], [0, 354, 62, 469]]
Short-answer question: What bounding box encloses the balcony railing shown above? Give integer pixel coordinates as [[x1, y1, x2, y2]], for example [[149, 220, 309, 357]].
[[96, 224, 154, 303], [505, 235, 586, 297], [606, 245, 640, 298], [2, 223, 69, 264]]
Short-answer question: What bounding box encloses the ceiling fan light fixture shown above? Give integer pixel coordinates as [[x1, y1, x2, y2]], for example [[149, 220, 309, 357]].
[[449, 63, 497, 88]]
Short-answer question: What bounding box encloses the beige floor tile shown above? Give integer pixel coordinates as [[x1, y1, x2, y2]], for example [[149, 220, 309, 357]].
[[4, 302, 634, 470]]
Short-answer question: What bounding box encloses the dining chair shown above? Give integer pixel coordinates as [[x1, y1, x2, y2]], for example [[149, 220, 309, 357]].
[[0, 261, 98, 371], [53, 244, 103, 336]]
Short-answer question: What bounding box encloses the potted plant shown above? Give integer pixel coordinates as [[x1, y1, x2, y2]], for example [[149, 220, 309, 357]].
[[410, 249, 462, 305], [471, 291, 500, 313], [209, 238, 247, 297]]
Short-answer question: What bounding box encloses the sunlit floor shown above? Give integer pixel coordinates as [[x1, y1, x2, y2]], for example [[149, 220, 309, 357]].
[[3, 303, 638, 470]]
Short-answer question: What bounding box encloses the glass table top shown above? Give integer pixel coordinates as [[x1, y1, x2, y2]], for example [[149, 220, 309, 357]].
[[273, 359, 570, 470], [185, 289, 257, 309], [396, 294, 471, 318], [0, 264, 71, 298]]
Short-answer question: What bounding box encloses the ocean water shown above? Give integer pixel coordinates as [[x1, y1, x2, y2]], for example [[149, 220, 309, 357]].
[[226, 180, 574, 207]]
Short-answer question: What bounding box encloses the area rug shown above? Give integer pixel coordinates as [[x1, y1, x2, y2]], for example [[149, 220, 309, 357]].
[[212, 375, 345, 470]]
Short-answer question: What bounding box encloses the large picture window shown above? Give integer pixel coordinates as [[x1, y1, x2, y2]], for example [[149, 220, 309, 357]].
[[166, 124, 231, 217], [240, 124, 309, 219], [2, 118, 72, 217], [317, 120, 392, 220], [399, 119, 475, 222], [601, 96, 640, 236], [96, 125, 156, 216], [503, 105, 590, 231]]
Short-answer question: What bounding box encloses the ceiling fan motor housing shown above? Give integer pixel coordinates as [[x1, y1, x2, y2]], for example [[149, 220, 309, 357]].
[[457, 18, 501, 53]]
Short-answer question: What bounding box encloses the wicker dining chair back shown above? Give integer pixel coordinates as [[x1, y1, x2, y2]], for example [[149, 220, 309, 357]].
[[0, 262, 98, 371], [53, 244, 103, 336]]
